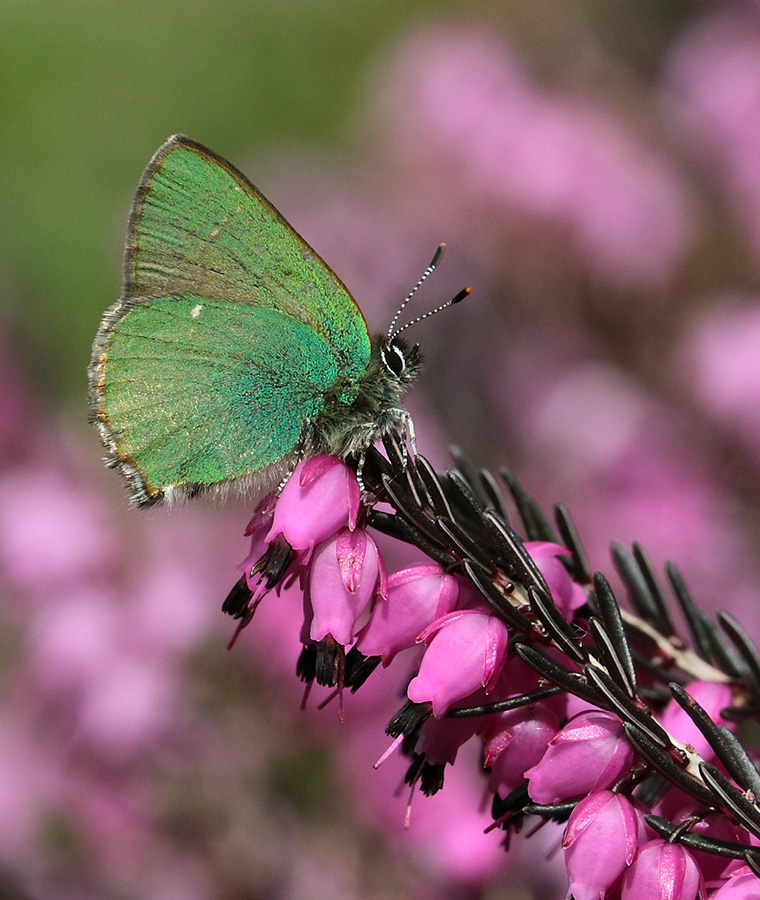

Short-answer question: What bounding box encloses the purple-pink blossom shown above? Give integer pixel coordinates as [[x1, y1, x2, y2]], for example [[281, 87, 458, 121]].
[[660, 680, 735, 762], [709, 866, 760, 900], [307, 527, 383, 646], [356, 562, 460, 664], [483, 703, 560, 798], [526, 541, 587, 615], [563, 791, 644, 900], [621, 839, 703, 900], [265, 455, 361, 559], [526, 709, 636, 804], [407, 610, 509, 716]]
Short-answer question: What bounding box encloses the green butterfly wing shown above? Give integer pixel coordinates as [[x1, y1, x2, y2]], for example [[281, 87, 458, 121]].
[[96, 296, 339, 503], [90, 135, 372, 505], [123, 136, 371, 377]]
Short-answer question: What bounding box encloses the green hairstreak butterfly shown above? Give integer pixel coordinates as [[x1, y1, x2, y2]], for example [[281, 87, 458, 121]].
[[89, 135, 459, 507]]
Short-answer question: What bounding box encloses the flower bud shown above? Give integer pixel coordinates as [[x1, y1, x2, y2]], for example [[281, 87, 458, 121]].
[[709, 865, 758, 900], [266, 456, 361, 560], [660, 680, 735, 762], [237, 496, 276, 595], [484, 703, 560, 798], [526, 709, 636, 804], [356, 563, 460, 664], [307, 528, 382, 646], [407, 610, 508, 717], [621, 839, 703, 900], [563, 791, 643, 900], [526, 541, 587, 615]]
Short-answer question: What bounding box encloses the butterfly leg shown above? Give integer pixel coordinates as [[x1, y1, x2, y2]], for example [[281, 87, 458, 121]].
[[401, 410, 418, 459], [355, 450, 368, 496], [385, 408, 417, 462]]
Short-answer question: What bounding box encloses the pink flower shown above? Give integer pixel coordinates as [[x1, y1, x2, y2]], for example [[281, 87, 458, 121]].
[[621, 839, 703, 900], [307, 528, 383, 646], [709, 865, 760, 900], [660, 680, 735, 762], [266, 456, 361, 560], [526, 541, 587, 615], [687, 813, 748, 884], [237, 496, 276, 596], [483, 703, 560, 798], [563, 791, 644, 900], [526, 709, 636, 804], [418, 712, 481, 767], [407, 610, 508, 716], [356, 562, 460, 664]]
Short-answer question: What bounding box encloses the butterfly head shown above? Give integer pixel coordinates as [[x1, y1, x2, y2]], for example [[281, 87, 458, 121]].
[[380, 335, 422, 386]]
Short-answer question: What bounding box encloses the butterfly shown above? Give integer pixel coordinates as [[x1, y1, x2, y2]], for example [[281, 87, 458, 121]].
[[88, 134, 433, 507]]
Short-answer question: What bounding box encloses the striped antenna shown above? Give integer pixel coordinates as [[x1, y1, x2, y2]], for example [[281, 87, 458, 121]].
[[386, 244, 447, 342], [389, 286, 471, 340]]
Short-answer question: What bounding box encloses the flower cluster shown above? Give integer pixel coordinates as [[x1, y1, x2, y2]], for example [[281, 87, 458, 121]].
[[225, 441, 760, 900]]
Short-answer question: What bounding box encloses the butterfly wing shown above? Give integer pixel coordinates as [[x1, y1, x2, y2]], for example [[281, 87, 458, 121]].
[[123, 135, 371, 381], [90, 135, 371, 505], [91, 294, 340, 505]]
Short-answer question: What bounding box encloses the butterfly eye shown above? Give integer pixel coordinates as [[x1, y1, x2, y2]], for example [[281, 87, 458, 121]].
[[381, 343, 406, 378]]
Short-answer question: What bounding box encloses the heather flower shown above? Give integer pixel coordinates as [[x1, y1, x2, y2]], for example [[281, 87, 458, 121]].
[[356, 562, 460, 664], [265, 455, 361, 559], [307, 527, 383, 646], [237, 496, 276, 592], [659, 680, 735, 762], [407, 610, 509, 716], [563, 791, 644, 900], [526, 540, 587, 615], [621, 839, 703, 900], [526, 710, 636, 804], [418, 711, 482, 768], [709, 866, 760, 900], [483, 703, 560, 798], [687, 814, 748, 884]]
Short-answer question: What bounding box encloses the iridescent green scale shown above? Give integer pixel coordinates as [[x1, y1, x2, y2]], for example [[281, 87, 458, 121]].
[[89, 135, 419, 506]]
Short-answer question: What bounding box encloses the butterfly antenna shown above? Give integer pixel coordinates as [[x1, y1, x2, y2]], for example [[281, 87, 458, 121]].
[[391, 285, 472, 339], [387, 244, 447, 342]]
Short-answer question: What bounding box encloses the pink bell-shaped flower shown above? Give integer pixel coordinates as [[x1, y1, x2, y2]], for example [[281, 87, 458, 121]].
[[709, 865, 760, 900], [418, 710, 481, 767], [563, 791, 644, 900], [237, 496, 276, 596], [484, 703, 560, 798], [266, 456, 361, 560], [525, 709, 636, 804], [407, 610, 509, 717], [526, 540, 587, 615], [621, 839, 703, 900], [307, 527, 382, 646], [356, 562, 460, 664], [660, 680, 735, 762]]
